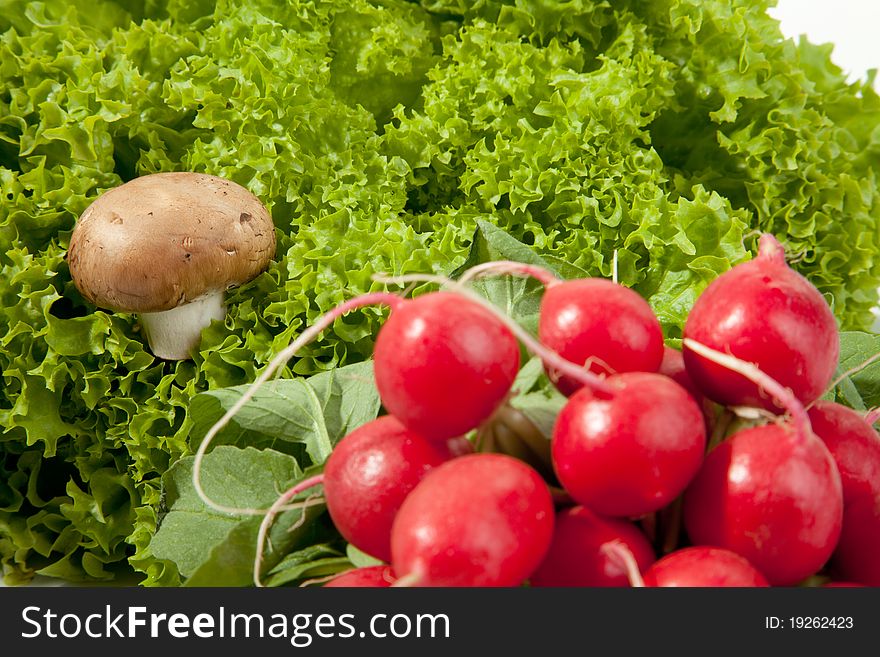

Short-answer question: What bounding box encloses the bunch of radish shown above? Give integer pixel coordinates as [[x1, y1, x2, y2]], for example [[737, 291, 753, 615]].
[[194, 234, 880, 588]]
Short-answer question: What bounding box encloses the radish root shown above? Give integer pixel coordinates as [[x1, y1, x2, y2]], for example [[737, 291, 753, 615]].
[[298, 572, 346, 588], [600, 540, 645, 588], [193, 292, 402, 516], [253, 475, 325, 587], [390, 571, 423, 588]]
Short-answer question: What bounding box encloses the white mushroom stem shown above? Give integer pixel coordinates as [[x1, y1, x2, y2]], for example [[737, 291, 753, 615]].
[[139, 291, 226, 360]]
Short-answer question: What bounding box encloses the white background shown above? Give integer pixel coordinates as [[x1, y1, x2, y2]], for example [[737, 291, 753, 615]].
[[770, 0, 879, 85]]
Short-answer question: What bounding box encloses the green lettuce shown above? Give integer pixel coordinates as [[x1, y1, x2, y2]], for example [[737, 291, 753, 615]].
[[1, 0, 877, 584]]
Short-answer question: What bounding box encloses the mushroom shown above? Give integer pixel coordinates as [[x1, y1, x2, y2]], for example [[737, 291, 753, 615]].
[[67, 172, 276, 360]]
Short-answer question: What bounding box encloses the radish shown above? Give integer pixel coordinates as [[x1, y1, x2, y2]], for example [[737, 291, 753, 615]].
[[641, 547, 769, 587], [659, 346, 704, 404], [252, 416, 469, 585], [824, 582, 865, 587], [194, 285, 533, 515], [323, 415, 471, 563], [682, 340, 843, 586], [390, 453, 554, 587], [659, 345, 714, 441], [323, 566, 395, 588], [529, 506, 655, 587], [807, 401, 880, 586], [459, 261, 664, 396], [551, 372, 707, 517], [538, 279, 664, 396], [193, 268, 614, 587], [682, 233, 839, 411], [373, 291, 521, 441], [683, 423, 843, 585]]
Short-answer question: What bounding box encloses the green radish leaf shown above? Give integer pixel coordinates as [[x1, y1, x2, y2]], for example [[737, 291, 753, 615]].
[[834, 375, 867, 411], [451, 220, 588, 334], [453, 220, 562, 274], [509, 391, 568, 439], [266, 557, 352, 588], [188, 361, 380, 465], [830, 331, 880, 411], [511, 357, 546, 395], [264, 544, 351, 588], [148, 446, 329, 587], [346, 543, 384, 569]]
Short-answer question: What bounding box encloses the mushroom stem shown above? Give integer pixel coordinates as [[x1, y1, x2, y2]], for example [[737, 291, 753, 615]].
[[139, 291, 226, 360]]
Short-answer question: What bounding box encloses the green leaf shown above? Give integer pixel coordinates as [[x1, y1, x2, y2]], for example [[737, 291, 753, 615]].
[[148, 446, 327, 586], [509, 391, 568, 439], [452, 220, 569, 276], [188, 361, 380, 465], [451, 220, 587, 334], [264, 544, 351, 588], [511, 357, 546, 395], [830, 331, 880, 410], [345, 542, 384, 569]]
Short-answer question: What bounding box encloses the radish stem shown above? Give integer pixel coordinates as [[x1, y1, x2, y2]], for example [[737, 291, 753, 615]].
[[660, 497, 684, 555], [373, 272, 614, 396], [683, 338, 811, 439], [600, 540, 645, 587], [254, 475, 325, 587], [193, 292, 402, 517], [456, 260, 559, 287]]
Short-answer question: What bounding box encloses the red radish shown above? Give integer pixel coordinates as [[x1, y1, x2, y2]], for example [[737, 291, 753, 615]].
[[530, 506, 655, 587], [807, 401, 880, 586], [373, 291, 520, 441], [538, 278, 664, 396], [195, 269, 612, 586], [324, 416, 470, 563], [642, 547, 769, 587], [323, 566, 395, 588], [253, 416, 469, 585], [660, 345, 714, 437], [443, 435, 477, 458], [824, 582, 865, 587], [684, 423, 842, 585], [682, 233, 839, 411], [390, 453, 554, 587], [659, 346, 704, 403], [195, 287, 520, 516], [681, 340, 843, 586], [551, 372, 706, 517]]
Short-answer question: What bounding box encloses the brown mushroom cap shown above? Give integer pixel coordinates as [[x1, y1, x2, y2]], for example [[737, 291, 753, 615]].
[[68, 172, 276, 313]]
